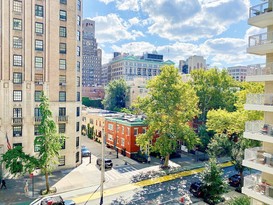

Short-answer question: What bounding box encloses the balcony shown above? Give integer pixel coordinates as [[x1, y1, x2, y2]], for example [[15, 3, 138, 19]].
[[246, 63, 273, 82], [245, 93, 273, 112], [12, 117, 23, 125], [244, 121, 273, 143], [248, 1, 273, 28], [243, 147, 273, 174], [242, 174, 273, 205], [57, 115, 68, 122], [34, 116, 42, 123], [247, 31, 273, 55]]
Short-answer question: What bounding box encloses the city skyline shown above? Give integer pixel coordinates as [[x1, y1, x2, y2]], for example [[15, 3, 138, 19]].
[[83, 0, 266, 68]]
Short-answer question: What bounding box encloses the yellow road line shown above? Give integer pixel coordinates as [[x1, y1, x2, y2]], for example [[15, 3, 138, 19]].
[[72, 161, 233, 203]]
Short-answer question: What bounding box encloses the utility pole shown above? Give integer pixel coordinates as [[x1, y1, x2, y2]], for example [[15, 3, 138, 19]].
[[100, 128, 105, 205]]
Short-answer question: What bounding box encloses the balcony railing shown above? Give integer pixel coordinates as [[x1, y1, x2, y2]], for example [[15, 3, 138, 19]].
[[248, 31, 273, 48], [249, 1, 272, 18], [34, 116, 42, 123], [244, 147, 273, 167], [245, 120, 273, 136], [244, 174, 273, 198], [12, 117, 23, 124], [246, 93, 273, 105], [58, 115, 68, 122], [247, 63, 273, 76]]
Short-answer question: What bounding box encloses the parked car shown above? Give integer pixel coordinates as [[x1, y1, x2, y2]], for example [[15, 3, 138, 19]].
[[189, 182, 204, 198], [81, 147, 91, 157], [228, 174, 241, 187], [30, 195, 76, 205], [96, 158, 113, 169]]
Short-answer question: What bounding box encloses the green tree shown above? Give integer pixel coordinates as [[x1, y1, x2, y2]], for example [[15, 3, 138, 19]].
[[82, 97, 103, 108], [103, 79, 129, 111], [1, 146, 37, 176], [200, 157, 228, 204], [34, 92, 65, 194], [228, 196, 250, 205], [135, 65, 200, 167]]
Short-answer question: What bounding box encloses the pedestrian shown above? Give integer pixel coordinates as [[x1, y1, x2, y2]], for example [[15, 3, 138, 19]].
[[147, 156, 151, 164], [0, 179, 7, 189], [24, 179, 29, 193]]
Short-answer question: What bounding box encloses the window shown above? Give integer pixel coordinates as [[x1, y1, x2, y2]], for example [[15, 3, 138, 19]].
[[134, 128, 138, 136], [13, 18, 22, 30], [122, 126, 124, 134], [58, 156, 65, 166], [60, 26, 67, 37], [77, 30, 80, 41], [13, 72, 22, 84], [121, 138, 125, 146], [77, 92, 80, 101], [76, 107, 80, 117], [13, 37, 22, 48], [34, 91, 42, 102], [76, 122, 80, 132], [13, 0, 22, 12], [35, 74, 43, 84], [35, 22, 43, 34], [13, 90, 22, 101], [77, 61, 80, 72], [77, 15, 81, 26], [108, 124, 113, 131], [76, 152, 79, 163], [13, 108, 22, 118], [35, 40, 43, 51], [76, 137, 79, 147], [13, 126, 22, 137], [34, 108, 41, 117], [35, 5, 43, 17], [59, 124, 66, 133], [77, 46, 80, 56], [77, 0, 81, 10], [34, 138, 40, 152], [59, 75, 66, 85], [59, 59, 66, 70], [77, 77, 80, 87], [108, 134, 113, 141], [60, 0, 67, 4], [59, 91, 66, 102], [35, 57, 43, 69], [60, 43, 66, 54], [60, 10, 67, 21], [143, 127, 147, 133], [34, 125, 40, 136], [59, 107, 66, 116], [13, 55, 22, 66], [13, 143, 22, 148], [61, 139, 66, 149]]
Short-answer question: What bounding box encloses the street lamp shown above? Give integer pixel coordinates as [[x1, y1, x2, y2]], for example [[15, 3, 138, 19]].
[[100, 128, 105, 205]]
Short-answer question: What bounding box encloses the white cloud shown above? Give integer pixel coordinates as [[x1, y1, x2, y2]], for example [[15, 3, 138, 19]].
[[92, 14, 142, 43], [140, 0, 249, 41], [116, 0, 139, 11], [98, 0, 115, 4], [128, 17, 140, 26]]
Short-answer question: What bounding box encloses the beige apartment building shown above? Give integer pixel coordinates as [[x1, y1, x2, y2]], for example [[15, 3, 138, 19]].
[[0, 0, 82, 173], [243, 0, 273, 204]]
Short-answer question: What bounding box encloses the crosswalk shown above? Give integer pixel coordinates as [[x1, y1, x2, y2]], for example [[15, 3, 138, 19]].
[[104, 165, 141, 181]]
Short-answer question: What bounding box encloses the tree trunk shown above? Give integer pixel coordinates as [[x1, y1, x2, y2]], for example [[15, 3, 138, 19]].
[[239, 171, 244, 189], [45, 170, 50, 193], [164, 154, 170, 167]]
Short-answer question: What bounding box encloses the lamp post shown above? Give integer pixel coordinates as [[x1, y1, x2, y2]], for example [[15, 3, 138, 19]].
[[100, 128, 105, 205]]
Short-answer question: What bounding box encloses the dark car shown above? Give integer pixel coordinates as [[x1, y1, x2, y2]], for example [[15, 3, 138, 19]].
[[96, 158, 113, 169], [31, 195, 76, 205], [228, 174, 241, 187], [81, 147, 91, 157], [189, 182, 204, 198]]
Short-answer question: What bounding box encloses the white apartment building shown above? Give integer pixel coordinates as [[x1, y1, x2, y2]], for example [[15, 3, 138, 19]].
[[242, 1, 273, 204], [186, 55, 207, 74], [227, 66, 247, 81], [0, 0, 82, 174]]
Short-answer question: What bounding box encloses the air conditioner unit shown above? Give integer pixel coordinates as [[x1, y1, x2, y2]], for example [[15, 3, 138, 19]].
[[15, 133, 20, 137], [38, 82, 43, 85]]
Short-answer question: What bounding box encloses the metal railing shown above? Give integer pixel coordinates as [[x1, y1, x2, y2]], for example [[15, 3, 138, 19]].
[[247, 62, 273, 76], [246, 93, 273, 105], [34, 116, 42, 123], [249, 31, 273, 48], [244, 147, 273, 166], [249, 1, 272, 18], [245, 120, 273, 134], [12, 117, 23, 124], [58, 115, 68, 122], [244, 174, 273, 198]]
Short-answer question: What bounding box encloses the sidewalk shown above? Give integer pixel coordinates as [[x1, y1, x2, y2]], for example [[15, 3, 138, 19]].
[[0, 150, 231, 205]]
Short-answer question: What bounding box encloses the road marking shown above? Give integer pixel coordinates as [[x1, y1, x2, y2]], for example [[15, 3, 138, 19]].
[[71, 161, 233, 203]]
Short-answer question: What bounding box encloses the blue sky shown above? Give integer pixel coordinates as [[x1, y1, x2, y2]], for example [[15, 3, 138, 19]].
[[83, 0, 266, 68]]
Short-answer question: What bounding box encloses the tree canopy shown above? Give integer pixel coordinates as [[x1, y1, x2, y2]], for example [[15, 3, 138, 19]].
[[135, 65, 200, 167], [102, 79, 129, 111]]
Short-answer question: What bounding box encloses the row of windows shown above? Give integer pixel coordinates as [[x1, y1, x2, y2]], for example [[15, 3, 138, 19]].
[[12, 90, 81, 102]]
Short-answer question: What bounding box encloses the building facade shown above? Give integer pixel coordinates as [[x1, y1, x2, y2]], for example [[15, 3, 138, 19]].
[[242, 1, 273, 204], [0, 0, 82, 172], [178, 56, 207, 74], [108, 52, 175, 82], [82, 19, 102, 87], [227, 66, 247, 81]]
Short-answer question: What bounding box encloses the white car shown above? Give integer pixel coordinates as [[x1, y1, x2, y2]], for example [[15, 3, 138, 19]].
[[30, 195, 76, 205]]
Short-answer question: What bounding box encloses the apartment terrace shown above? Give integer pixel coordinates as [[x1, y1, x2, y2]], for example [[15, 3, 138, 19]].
[[245, 93, 273, 111], [244, 120, 273, 143]]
